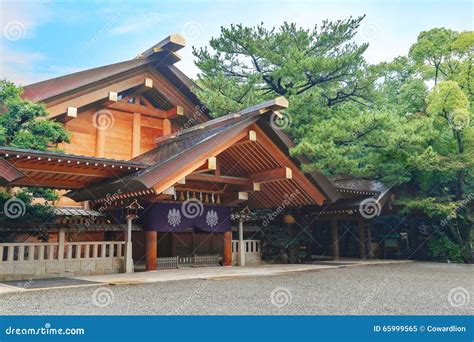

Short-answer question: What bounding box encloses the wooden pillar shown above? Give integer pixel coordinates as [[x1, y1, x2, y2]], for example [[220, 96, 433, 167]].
[[358, 218, 366, 259], [132, 112, 141, 158], [330, 218, 340, 260], [58, 229, 66, 261], [95, 127, 106, 157], [145, 231, 157, 271], [163, 119, 172, 136], [237, 220, 245, 266], [222, 231, 232, 266], [124, 216, 134, 273], [367, 224, 374, 259]]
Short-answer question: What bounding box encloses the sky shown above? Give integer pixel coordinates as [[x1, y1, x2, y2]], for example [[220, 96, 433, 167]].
[[0, 0, 472, 86]]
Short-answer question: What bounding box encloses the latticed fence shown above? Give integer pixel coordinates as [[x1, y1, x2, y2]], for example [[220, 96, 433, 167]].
[[157, 255, 220, 269], [156, 256, 179, 269]]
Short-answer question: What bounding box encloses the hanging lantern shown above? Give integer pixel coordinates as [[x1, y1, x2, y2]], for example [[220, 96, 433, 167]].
[[126, 199, 144, 219], [283, 214, 295, 224]]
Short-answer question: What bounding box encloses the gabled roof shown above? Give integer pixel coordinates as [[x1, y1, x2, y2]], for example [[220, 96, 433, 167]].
[[66, 98, 289, 202], [64, 97, 336, 208], [22, 34, 209, 119]]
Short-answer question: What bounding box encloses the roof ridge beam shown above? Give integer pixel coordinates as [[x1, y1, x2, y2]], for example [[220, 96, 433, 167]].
[[140, 34, 186, 58]]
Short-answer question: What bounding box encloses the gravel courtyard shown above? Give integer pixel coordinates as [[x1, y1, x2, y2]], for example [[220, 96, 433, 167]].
[[0, 262, 472, 315]]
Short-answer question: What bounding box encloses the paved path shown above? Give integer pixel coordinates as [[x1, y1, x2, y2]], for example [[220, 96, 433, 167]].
[[0, 259, 410, 293], [0, 261, 472, 315]]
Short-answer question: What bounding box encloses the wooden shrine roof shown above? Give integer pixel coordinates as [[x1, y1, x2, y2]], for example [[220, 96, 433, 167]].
[[65, 97, 334, 208], [22, 34, 209, 121]]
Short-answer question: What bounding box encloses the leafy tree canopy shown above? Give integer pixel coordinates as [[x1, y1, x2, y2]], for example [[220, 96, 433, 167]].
[[0, 80, 70, 150], [194, 21, 473, 261], [0, 80, 70, 202]]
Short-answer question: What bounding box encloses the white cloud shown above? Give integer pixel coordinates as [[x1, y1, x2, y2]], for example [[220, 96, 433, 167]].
[[0, 1, 51, 40]]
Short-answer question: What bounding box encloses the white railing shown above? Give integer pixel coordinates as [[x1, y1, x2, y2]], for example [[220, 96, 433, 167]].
[[0, 241, 125, 262], [0, 242, 58, 262], [232, 240, 260, 254], [64, 241, 125, 260]]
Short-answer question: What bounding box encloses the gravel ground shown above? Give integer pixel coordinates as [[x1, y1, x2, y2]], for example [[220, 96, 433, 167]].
[[0, 262, 472, 315]]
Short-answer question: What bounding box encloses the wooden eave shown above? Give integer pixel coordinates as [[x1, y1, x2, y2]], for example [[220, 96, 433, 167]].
[[0, 147, 146, 190]]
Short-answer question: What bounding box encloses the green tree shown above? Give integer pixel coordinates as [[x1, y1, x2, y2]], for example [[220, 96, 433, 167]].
[[193, 17, 371, 116], [194, 20, 473, 262], [0, 80, 70, 150], [0, 80, 70, 201], [409, 28, 459, 85]]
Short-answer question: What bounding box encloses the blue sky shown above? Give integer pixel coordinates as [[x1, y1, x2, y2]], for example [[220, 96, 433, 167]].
[[0, 0, 472, 85]]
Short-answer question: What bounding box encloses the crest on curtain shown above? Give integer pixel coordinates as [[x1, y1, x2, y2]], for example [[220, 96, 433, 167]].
[[206, 209, 219, 228], [167, 208, 182, 227]]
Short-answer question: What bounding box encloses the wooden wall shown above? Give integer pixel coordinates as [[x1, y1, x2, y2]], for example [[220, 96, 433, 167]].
[[63, 109, 165, 160]]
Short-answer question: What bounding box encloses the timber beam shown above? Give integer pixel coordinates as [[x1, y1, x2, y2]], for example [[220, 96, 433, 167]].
[[250, 167, 292, 184], [54, 106, 77, 123], [229, 182, 261, 192], [221, 191, 248, 206], [165, 106, 184, 117], [186, 173, 252, 186], [104, 101, 184, 119], [194, 157, 217, 173]]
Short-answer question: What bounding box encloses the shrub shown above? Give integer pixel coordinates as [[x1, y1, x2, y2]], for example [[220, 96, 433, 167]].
[[427, 233, 463, 263]]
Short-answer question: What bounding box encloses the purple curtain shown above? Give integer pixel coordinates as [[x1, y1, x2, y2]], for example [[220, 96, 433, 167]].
[[140, 202, 231, 232]]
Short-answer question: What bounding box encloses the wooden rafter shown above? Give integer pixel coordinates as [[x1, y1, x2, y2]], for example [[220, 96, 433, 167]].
[[186, 173, 252, 185], [103, 101, 182, 119], [251, 125, 325, 205], [47, 74, 150, 118], [250, 167, 292, 183]]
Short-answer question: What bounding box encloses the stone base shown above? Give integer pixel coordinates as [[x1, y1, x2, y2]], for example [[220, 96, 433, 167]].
[[0, 257, 125, 281], [232, 253, 261, 266]]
